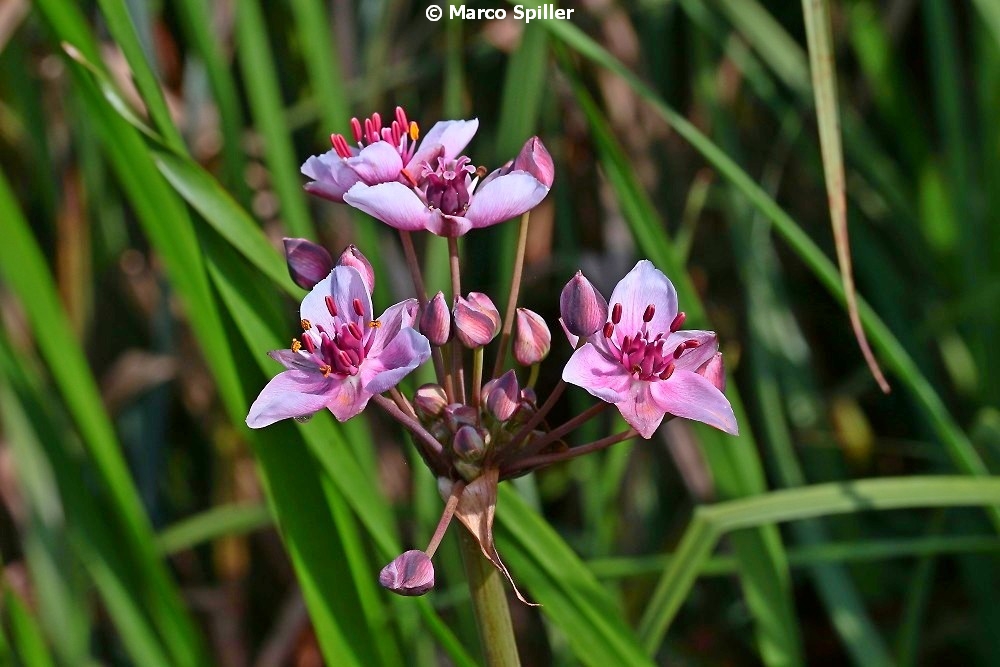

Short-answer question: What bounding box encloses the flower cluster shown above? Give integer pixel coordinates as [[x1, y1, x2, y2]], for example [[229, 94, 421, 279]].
[[247, 107, 736, 600]]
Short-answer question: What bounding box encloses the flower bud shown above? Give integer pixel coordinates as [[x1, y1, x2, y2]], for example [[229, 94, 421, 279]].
[[453, 292, 500, 348], [336, 244, 375, 294], [453, 425, 486, 459], [443, 403, 478, 433], [697, 352, 726, 392], [420, 291, 451, 345], [414, 384, 448, 420], [379, 550, 435, 596], [283, 237, 333, 290], [513, 308, 551, 365], [512, 136, 555, 188], [484, 370, 520, 421], [560, 270, 608, 339]]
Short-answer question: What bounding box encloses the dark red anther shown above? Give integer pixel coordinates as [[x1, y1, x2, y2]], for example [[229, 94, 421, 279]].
[[622, 335, 632, 351], [659, 362, 675, 380], [353, 298, 364, 317], [603, 322, 614, 338], [673, 343, 686, 359], [643, 304, 655, 322], [325, 295, 338, 317], [611, 303, 623, 325], [348, 322, 363, 340], [684, 339, 701, 350], [350, 118, 363, 143], [302, 335, 315, 354], [670, 311, 686, 333]]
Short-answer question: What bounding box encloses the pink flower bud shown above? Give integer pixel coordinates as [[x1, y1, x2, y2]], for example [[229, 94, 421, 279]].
[[414, 384, 448, 420], [697, 352, 726, 391], [336, 244, 375, 294], [379, 550, 435, 596], [512, 136, 554, 188], [283, 237, 333, 290], [420, 291, 451, 345], [453, 292, 500, 348], [513, 308, 551, 365], [443, 403, 478, 433], [484, 370, 520, 421], [453, 425, 486, 459], [560, 271, 608, 339]]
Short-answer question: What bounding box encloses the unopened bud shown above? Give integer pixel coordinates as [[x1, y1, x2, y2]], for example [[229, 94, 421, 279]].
[[283, 237, 333, 290], [443, 403, 478, 433], [420, 292, 451, 345], [513, 308, 551, 365], [414, 384, 448, 420], [379, 550, 435, 596], [484, 370, 520, 421], [453, 425, 486, 459], [560, 271, 608, 338], [512, 136, 555, 188], [697, 352, 726, 392], [336, 244, 375, 294], [453, 292, 501, 348]]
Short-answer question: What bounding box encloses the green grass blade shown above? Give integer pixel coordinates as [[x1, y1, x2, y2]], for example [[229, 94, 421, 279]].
[[4, 589, 56, 667], [158, 504, 273, 555], [289, 0, 350, 136]]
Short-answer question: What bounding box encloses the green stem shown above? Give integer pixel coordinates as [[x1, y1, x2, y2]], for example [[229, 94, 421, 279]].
[[458, 529, 521, 667], [493, 211, 531, 378], [472, 347, 484, 412]]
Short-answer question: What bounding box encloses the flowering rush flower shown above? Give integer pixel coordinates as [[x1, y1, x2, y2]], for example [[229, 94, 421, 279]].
[[562, 261, 738, 438], [302, 106, 479, 203], [343, 138, 551, 238], [246, 265, 430, 427]]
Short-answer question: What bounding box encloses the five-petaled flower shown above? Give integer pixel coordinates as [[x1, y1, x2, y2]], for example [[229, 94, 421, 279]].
[[246, 266, 430, 427], [562, 261, 738, 438], [302, 107, 479, 203]]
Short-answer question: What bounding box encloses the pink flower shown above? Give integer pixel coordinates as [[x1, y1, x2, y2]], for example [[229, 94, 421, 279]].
[[562, 261, 737, 438], [342, 146, 551, 237], [246, 266, 431, 427], [302, 107, 479, 203]]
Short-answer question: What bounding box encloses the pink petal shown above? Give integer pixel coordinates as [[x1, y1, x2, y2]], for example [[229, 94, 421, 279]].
[[562, 343, 631, 403], [246, 369, 337, 428], [465, 172, 549, 229], [367, 299, 420, 359], [344, 182, 431, 231], [608, 260, 678, 338], [268, 349, 315, 371], [347, 141, 404, 184], [558, 317, 580, 348], [360, 328, 431, 394], [424, 211, 473, 237], [300, 266, 372, 332], [665, 330, 719, 371], [407, 118, 479, 169], [613, 382, 667, 439], [649, 370, 738, 435], [301, 151, 361, 203], [324, 374, 370, 421]]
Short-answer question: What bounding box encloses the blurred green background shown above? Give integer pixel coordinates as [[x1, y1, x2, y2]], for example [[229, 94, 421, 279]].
[[1, 0, 999, 664]]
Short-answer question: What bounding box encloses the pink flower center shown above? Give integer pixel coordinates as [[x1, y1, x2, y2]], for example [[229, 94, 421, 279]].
[[423, 156, 474, 216], [298, 297, 378, 378], [603, 304, 697, 381], [330, 106, 420, 164]]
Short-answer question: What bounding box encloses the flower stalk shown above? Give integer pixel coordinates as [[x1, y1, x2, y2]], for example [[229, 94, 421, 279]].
[[493, 210, 531, 377], [458, 529, 522, 667]]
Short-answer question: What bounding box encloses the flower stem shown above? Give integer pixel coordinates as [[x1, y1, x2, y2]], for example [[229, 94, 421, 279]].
[[519, 401, 609, 457], [471, 347, 484, 412], [458, 528, 521, 667], [399, 231, 428, 307], [492, 211, 531, 378], [372, 394, 446, 474], [502, 429, 638, 479], [448, 236, 466, 403]]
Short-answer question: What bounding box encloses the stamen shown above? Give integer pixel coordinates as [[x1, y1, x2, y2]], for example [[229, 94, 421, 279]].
[[409, 121, 419, 141], [350, 118, 362, 143], [659, 363, 675, 380], [612, 303, 622, 324], [319, 364, 332, 377], [353, 298, 364, 316], [684, 339, 701, 350], [301, 319, 312, 330], [475, 165, 487, 179], [291, 338, 302, 352], [603, 322, 614, 338], [673, 343, 685, 359], [369, 320, 383, 328], [325, 295, 338, 317], [670, 311, 686, 333], [643, 304, 655, 322], [302, 335, 315, 353]]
